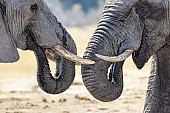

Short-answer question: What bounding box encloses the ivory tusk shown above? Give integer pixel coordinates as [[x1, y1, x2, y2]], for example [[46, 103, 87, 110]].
[[45, 49, 55, 62], [52, 45, 95, 65], [95, 49, 134, 62]]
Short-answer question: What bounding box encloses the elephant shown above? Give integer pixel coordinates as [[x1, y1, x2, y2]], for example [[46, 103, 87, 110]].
[[81, 0, 170, 112], [0, 0, 94, 94]]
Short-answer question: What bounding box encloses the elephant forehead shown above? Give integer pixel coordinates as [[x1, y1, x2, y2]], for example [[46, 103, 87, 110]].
[[105, 0, 139, 7], [105, 0, 121, 5], [147, 0, 163, 2], [6, 0, 43, 15], [8, 0, 39, 5], [106, 0, 121, 4]]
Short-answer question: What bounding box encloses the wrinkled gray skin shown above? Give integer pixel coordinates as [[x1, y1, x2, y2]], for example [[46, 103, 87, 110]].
[[82, 0, 170, 112], [0, 0, 77, 94]]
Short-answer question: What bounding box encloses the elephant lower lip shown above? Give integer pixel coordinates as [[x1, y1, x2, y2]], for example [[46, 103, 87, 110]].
[[132, 50, 148, 69]]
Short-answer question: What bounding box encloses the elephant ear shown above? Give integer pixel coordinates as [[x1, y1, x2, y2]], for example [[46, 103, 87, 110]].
[[0, 2, 19, 63]]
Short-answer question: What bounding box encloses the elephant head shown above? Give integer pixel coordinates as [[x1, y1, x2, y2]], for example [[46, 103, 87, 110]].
[[82, 0, 170, 102], [0, 0, 94, 94]]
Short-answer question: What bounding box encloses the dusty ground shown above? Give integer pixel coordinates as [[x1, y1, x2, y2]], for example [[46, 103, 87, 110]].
[[0, 25, 151, 113]]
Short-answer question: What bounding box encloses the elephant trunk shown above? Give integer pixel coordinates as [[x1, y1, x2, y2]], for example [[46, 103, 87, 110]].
[[26, 31, 76, 94], [82, 28, 124, 102], [36, 31, 76, 94], [35, 49, 75, 94], [82, 59, 124, 102], [82, 0, 142, 102]]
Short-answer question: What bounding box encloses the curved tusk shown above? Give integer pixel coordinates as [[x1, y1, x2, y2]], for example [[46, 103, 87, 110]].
[[95, 49, 134, 62], [52, 45, 95, 65]]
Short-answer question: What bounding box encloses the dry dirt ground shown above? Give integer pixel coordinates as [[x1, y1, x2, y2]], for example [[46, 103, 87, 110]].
[[0, 25, 151, 113]]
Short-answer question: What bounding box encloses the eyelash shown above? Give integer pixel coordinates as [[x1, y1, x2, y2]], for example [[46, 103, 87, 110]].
[[30, 4, 38, 13]]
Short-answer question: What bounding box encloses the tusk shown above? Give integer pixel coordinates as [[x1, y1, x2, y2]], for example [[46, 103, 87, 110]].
[[45, 49, 55, 62], [52, 45, 95, 65], [95, 49, 134, 62]]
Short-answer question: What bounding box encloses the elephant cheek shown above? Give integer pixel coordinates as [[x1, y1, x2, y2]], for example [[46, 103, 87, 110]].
[[14, 32, 28, 50], [28, 11, 62, 48], [30, 23, 62, 48]]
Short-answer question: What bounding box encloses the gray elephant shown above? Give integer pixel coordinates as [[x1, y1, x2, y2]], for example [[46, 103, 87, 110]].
[[0, 0, 94, 94], [82, 0, 170, 112]]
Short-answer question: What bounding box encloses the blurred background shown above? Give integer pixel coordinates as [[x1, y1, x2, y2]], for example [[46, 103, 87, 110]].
[[44, 0, 105, 26]]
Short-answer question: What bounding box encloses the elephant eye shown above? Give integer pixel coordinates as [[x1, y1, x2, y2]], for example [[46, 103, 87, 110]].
[[30, 4, 38, 13], [135, 1, 152, 19]]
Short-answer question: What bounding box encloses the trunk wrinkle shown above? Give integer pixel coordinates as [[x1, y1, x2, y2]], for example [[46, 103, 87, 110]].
[[82, 0, 140, 102], [25, 32, 75, 94], [82, 61, 124, 102]]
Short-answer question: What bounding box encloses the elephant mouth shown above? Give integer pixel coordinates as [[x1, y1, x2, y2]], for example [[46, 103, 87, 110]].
[[95, 44, 150, 83], [95, 48, 148, 83], [96, 46, 150, 72], [95, 35, 150, 70], [132, 43, 149, 69]]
